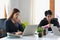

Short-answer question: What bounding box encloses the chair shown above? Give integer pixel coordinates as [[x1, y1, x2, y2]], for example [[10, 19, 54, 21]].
[[0, 18, 7, 38]]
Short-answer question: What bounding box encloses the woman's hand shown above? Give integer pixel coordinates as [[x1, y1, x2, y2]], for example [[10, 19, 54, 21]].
[[16, 18, 22, 24], [15, 31, 23, 35]]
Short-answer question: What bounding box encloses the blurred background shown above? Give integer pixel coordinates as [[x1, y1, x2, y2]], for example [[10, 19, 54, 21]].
[[0, 0, 59, 25]]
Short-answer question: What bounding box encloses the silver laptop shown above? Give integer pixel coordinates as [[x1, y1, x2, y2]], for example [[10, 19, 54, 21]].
[[51, 26, 60, 36], [22, 25, 38, 36]]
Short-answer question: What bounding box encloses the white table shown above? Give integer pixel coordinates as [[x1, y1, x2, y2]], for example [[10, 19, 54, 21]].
[[0, 32, 60, 40]]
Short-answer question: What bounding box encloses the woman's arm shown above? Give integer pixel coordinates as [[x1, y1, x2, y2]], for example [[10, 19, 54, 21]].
[[15, 18, 24, 32], [18, 24, 24, 32]]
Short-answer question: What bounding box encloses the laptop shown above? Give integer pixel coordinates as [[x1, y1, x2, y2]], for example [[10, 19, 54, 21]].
[[22, 25, 38, 36], [51, 26, 60, 36], [8, 25, 38, 37]]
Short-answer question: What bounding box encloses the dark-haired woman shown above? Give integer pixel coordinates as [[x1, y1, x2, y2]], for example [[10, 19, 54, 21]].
[[6, 8, 24, 35]]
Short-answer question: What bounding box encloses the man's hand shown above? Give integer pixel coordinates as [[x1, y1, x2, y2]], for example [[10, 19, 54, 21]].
[[44, 24, 51, 28], [46, 24, 51, 28]]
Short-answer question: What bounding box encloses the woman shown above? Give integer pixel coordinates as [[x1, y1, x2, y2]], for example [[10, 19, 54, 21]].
[[6, 8, 24, 35]]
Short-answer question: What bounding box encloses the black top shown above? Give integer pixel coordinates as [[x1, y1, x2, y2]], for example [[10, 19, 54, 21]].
[[6, 19, 24, 33], [38, 18, 60, 31]]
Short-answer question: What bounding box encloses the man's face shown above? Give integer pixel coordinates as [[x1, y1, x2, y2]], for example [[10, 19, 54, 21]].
[[46, 15, 52, 21]]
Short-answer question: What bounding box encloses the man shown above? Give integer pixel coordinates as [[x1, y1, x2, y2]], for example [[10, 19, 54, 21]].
[[38, 10, 60, 31]]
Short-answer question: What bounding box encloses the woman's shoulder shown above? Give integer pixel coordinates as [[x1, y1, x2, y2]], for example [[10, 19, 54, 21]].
[[6, 19, 12, 23]]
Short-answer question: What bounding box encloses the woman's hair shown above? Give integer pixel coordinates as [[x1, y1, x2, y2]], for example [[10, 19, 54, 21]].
[[9, 8, 20, 19]]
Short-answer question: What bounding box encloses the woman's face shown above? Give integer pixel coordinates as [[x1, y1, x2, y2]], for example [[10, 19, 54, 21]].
[[13, 12, 20, 21]]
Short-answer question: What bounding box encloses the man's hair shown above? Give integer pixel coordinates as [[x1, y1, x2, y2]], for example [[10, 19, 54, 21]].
[[45, 10, 52, 16]]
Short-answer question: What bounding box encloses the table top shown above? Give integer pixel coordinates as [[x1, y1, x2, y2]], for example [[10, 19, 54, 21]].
[[0, 32, 60, 40]]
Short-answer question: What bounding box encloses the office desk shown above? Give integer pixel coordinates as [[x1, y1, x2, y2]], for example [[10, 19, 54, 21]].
[[0, 32, 60, 40]]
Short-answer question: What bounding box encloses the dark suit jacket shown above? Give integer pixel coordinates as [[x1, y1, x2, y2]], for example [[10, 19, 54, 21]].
[[38, 18, 60, 31], [6, 19, 24, 33]]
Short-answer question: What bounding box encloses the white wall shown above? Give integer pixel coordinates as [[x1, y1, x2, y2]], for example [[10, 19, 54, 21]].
[[19, 0, 31, 24], [55, 0, 60, 23]]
